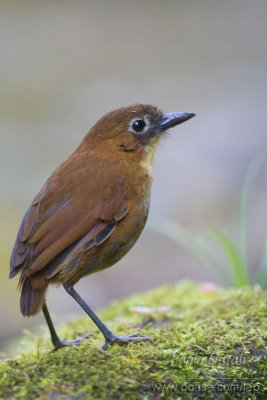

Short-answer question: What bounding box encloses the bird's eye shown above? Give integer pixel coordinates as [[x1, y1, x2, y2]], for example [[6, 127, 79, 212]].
[[132, 119, 146, 133]]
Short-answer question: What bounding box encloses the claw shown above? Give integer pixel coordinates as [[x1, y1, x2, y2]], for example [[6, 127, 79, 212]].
[[101, 334, 151, 350], [52, 337, 84, 352]]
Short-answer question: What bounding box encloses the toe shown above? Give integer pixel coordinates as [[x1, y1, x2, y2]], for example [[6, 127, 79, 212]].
[[52, 337, 84, 351], [100, 334, 151, 350]]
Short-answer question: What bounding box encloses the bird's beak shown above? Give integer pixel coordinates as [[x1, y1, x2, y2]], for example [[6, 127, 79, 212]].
[[157, 112, 196, 132]]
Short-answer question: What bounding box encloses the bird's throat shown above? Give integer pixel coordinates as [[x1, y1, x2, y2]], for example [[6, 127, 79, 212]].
[[139, 137, 159, 177]]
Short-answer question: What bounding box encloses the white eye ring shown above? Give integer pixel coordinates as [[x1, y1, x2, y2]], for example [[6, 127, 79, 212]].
[[128, 115, 150, 134]]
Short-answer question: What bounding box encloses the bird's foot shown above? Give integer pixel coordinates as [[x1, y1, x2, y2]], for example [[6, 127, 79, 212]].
[[52, 335, 88, 352], [101, 333, 151, 350]]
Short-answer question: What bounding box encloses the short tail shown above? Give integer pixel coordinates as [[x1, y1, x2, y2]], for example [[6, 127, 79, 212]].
[[20, 277, 48, 316]]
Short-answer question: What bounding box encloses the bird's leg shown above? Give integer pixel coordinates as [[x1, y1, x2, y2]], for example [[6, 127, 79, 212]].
[[63, 284, 150, 350], [42, 302, 84, 351]]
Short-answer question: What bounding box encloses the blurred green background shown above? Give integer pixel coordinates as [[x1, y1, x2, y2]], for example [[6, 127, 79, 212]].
[[0, 0, 267, 353]]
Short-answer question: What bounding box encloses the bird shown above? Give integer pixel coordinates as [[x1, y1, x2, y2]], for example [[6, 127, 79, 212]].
[[9, 104, 195, 351]]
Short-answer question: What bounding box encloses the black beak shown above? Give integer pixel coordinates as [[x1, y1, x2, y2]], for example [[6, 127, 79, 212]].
[[158, 112, 195, 131]]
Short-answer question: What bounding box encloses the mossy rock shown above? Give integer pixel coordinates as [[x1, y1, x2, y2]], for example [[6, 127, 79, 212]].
[[0, 281, 266, 399]]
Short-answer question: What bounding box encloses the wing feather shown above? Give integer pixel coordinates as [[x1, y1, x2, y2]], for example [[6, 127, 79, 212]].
[[10, 155, 128, 281]]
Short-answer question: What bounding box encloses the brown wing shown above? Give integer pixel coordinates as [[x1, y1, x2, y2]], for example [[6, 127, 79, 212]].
[[10, 155, 128, 281]]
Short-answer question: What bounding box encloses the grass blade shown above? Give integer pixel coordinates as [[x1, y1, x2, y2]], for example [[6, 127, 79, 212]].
[[148, 215, 229, 280], [205, 228, 249, 287], [255, 239, 267, 287], [239, 157, 265, 275]]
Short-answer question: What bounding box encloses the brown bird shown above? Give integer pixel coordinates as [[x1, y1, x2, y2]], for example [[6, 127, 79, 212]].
[[10, 104, 195, 350]]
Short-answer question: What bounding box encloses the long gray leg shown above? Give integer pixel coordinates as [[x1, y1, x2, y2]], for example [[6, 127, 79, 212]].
[[64, 284, 150, 350]]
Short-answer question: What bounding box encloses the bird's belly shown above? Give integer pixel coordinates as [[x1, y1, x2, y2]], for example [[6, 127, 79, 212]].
[[57, 199, 150, 284], [87, 207, 149, 274]]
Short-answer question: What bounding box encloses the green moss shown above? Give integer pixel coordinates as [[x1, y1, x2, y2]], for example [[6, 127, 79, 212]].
[[0, 281, 266, 399]]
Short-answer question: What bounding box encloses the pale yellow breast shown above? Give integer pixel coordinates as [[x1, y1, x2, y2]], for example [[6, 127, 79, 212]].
[[139, 137, 159, 177]]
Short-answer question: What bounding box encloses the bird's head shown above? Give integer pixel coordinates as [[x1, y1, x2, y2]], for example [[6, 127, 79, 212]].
[[82, 104, 195, 167]]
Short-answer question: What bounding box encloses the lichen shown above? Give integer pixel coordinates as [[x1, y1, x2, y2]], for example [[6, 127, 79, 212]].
[[0, 281, 266, 399]]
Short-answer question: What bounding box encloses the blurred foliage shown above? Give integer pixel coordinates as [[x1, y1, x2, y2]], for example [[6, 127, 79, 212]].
[[149, 158, 267, 288]]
